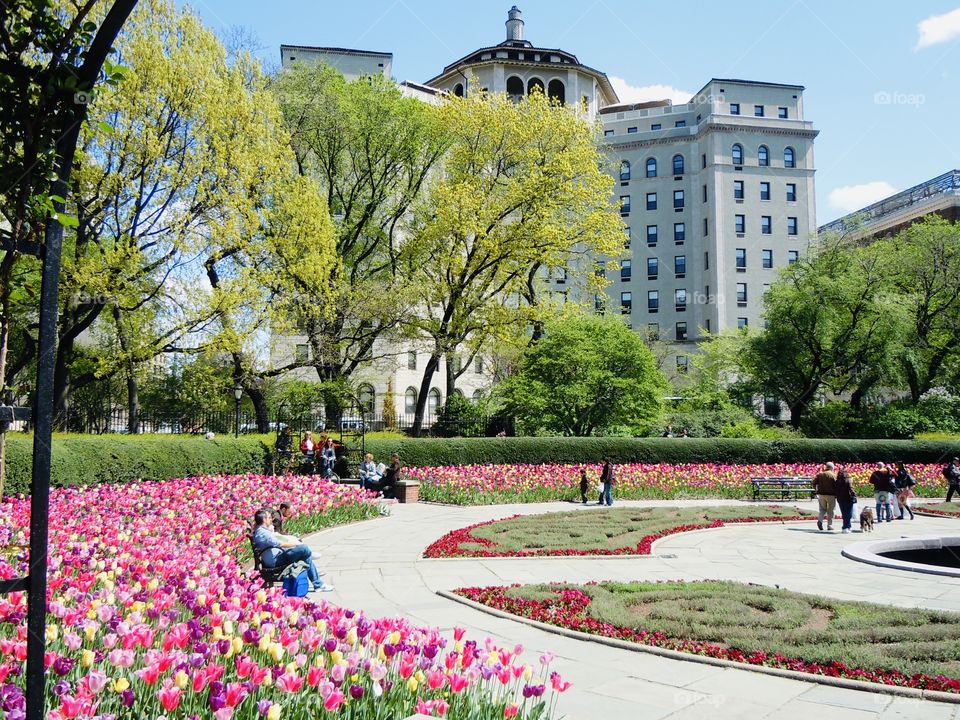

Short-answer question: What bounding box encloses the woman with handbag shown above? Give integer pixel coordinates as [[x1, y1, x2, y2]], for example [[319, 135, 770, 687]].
[[894, 462, 916, 520]]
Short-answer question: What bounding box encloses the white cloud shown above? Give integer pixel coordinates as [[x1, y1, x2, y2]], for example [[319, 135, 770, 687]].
[[828, 181, 898, 213], [915, 7, 960, 49], [608, 76, 692, 105]]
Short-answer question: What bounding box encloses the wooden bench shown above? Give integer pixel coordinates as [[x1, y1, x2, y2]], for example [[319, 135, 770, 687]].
[[750, 476, 815, 502], [249, 535, 283, 587]]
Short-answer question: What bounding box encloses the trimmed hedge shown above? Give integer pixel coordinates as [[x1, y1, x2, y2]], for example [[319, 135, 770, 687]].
[[363, 437, 960, 468], [3, 435, 269, 495]]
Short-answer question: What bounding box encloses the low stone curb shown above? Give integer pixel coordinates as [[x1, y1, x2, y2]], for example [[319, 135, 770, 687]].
[[436, 590, 960, 705]]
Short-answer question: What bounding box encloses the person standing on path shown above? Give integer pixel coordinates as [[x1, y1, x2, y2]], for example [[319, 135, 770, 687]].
[[894, 462, 916, 520], [944, 457, 960, 503], [834, 468, 857, 534], [813, 462, 837, 531], [869, 462, 896, 522], [579, 468, 590, 504], [599, 458, 615, 506]]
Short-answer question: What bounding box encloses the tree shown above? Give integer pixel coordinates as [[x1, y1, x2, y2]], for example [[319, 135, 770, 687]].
[[500, 314, 666, 436], [403, 90, 624, 434]]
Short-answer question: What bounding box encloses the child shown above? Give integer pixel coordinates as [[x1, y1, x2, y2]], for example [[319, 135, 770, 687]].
[[579, 469, 590, 504]]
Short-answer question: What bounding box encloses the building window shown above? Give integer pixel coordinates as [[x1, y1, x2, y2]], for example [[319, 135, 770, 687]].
[[407, 351, 417, 370], [676, 321, 688, 341], [730, 103, 740, 115], [701, 153, 707, 169], [676, 355, 689, 374], [646, 290, 657, 313], [732, 143, 743, 166], [705, 318, 711, 333], [646, 158, 657, 177], [620, 160, 631, 181], [673, 154, 685, 175], [754, 104, 764, 117], [735, 214, 745, 234], [475, 356, 484, 374], [734, 180, 744, 199], [675, 120, 686, 128], [594, 294, 605, 313], [737, 283, 747, 305], [404, 387, 418, 415], [784, 147, 796, 168], [627, 126, 638, 134], [548, 79, 565, 104], [647, 322, 660, 341], [675, 288, 687, 312], [506, 75, 525, 98], [704, 251, 709, 270], [758, 145, 769, 166], [762, 249, 773, 268], [624, 226, 631, 249], [702, 184, 707, 202], [735, 248, 746, 270], [453, 83, 464, 97], [673, 190, 684, 209], [604, 129, 614, 137], [787, 217, 798, 235], [737, 317, 748, 330], [674, 222, 685, 243], [527, 77, 544, 94], [703, 218, 709, 236], [621, 291, 633, 314], [786, 183, 797, 202], [646, 224, 658, 246], [620, 195, 630, 216], [620, 259, 632, 281], [556, 267, 568, 284], [428, 388, 441, 417], [788, 250, 799, 265], [647, 257, 658, 279], [764, 396, 780, 417], [646, 192, 657, 210], [760, 181, 770, 201], [674, 255, 686, 277], [761, 216, 772, 234], [651, 123, 661, 130], [778, 106, 788, 119], [358, 384, 376, 414], [295, 344, 310, 363]]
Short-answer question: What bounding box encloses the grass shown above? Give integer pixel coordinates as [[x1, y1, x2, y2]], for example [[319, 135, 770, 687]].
[[464, 580, 960, 687], [425, 506, 813, 558], [915, 501, 960, 517]]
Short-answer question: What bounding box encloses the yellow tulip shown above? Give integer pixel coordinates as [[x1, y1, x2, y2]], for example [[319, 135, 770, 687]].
[[81, 650, 95, 668], [407, 677, 419, 693], [174, 671, 189, 689], [113, 678, 129, 693], [45, 625, 58, 643], [267, 703, 282, 720]]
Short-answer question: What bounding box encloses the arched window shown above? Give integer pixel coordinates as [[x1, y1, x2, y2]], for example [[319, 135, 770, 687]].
[[672, 154, 684, 175], [357, 384, 375, 414], [506, 76, 524, 99], [732, 144, 743, 166], [784, 146, 796, 168], [620, 160, 631, 181], [758, 145, 769, 167], [646, 158, 657, 178], [404, 387, 417, 415], [428, 388, 442, 417], [527, 77, 544, 95], [453, 83, 464, 97], [547, 79, 565, 104]]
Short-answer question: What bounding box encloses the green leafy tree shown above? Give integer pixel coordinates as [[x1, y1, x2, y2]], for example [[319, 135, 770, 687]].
[[501, 314, 666, 436]]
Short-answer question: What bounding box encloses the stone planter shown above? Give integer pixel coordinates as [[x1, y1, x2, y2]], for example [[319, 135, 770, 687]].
[[395, 479, 420, 504]]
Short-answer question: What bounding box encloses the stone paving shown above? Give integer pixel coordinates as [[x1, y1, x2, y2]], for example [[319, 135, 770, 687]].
[[304, 499, 960, 719]]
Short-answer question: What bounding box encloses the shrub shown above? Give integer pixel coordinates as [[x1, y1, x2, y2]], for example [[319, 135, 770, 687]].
[[3, 435, 269, 495]]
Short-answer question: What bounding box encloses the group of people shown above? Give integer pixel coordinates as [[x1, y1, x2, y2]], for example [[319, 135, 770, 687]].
[[579, 458, 616, 506], [359, 452, 401, 498], [250, 501, 334, 593], [813, 460, 921, 533], [298, 430, 339, 479], [662, 425, 690, 438]]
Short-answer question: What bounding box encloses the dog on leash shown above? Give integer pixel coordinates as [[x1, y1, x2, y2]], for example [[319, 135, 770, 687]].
[[859, 507, 875, 533]]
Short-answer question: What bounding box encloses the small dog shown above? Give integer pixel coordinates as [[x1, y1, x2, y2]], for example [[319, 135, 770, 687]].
[[860, 507, 875, 533]]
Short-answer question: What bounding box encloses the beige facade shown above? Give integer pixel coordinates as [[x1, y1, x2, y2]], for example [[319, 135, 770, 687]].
[[279, 45, 392, 80]]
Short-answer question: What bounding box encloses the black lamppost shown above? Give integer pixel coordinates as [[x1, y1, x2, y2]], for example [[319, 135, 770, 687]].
[[234, 383, 243, 438]]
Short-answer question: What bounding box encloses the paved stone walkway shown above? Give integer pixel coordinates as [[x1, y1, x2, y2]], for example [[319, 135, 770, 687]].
[[305, 499, 960, 719]]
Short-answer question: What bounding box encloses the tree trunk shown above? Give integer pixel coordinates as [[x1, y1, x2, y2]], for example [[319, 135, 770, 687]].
[[445, 354, 456, 399], [247, 384, 270, 433], [52, 335, 74, 429], [411, 352, 441, 436], [112, 306, 140, 433]]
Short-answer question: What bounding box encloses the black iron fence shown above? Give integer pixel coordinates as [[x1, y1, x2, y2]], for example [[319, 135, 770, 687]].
[[56, 406, 513, 438]]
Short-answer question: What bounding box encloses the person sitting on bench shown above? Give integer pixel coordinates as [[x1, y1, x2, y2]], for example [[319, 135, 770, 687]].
[[250, 508, 333, 592], [359, 453, 383, 491], [369, 453, 401, 498]]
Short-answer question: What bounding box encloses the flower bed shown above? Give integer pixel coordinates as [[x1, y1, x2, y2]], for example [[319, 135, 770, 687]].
[[456, 582, 960, 694], [913, 502, 960, 517], [0, 474, 568, 719], [407, 463, 949, 505], [424, 508, 813, 559]]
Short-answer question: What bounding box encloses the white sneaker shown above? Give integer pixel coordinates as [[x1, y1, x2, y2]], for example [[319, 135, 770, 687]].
[[841, 528, 851, 534], [313, 582, 335, 592]]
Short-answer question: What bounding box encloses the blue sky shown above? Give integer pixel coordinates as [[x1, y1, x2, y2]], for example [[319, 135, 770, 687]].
[[182, 0, 960, 224]]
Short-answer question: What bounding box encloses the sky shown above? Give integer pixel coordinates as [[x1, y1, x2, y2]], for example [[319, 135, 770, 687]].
[[181, 0, 960, 225]]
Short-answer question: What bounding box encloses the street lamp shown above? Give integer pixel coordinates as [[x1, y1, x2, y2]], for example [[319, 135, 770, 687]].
[[234, 383, 243, 438]]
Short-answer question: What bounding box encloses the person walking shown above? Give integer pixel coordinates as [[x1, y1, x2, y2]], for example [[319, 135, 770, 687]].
[[944, 457, 960, 503], [894, 462, 916, 520], [869, 462, 896, 522], [813, 462, 838, 532], [599, 458, 615, 507], [835, 468, 857, 534], [579, 468, 590, 504]]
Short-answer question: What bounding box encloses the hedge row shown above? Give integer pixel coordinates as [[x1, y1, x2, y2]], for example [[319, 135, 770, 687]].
[[364, 437, 960, 468], [3, 436, 270, 495]]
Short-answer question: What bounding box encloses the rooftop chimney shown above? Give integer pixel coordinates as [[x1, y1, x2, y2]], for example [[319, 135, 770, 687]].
[[506, 6, 524, 42]]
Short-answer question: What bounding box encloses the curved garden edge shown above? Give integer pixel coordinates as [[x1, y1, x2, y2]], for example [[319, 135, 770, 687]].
[[436, 590, 960, 706]]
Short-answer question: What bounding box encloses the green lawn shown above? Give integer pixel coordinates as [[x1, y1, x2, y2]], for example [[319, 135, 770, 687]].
[[915, 501, 960, 516], [466, 506, 810, 554], [492, 580, 960, 682]]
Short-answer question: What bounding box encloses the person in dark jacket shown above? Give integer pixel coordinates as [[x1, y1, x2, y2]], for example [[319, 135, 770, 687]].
[[869, 462, 896, 523], [945, 458, 960, 503], [894, 462, 916, 520], [834, 469, 857, 534], [370, 453, 401, 498], [579, 469, 590, 504], [599, 458, 615, 507]]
